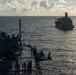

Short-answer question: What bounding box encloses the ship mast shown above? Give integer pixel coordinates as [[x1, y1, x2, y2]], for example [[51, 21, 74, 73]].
[[65, 12, 68, 18], [19, 19, 22, 45]]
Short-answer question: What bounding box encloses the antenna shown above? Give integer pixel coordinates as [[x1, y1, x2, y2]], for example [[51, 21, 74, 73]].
[[19, 19, 22, 45]]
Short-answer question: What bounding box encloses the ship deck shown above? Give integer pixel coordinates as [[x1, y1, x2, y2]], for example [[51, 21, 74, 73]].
[[9, 46, 36, 75], [9, 45, 43, 75]]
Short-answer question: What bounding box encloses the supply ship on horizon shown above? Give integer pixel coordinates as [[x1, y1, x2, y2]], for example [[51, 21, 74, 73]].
[[55, 12, 74, 31]]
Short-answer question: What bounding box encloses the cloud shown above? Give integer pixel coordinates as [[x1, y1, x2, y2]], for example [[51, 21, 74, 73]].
[[6, 0, 32, 12], [31, 1, 38, 6], [40, 1, 47, 8], [59, 0, 67, 3], [0, 0, 75, 16]]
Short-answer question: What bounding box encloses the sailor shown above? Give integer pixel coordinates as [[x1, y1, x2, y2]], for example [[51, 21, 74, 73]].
[[48, 52, 52, 60], [27, 60, 30, 71], [33, 46, 37, 56], [14, 59, 20, 74], [31, 47, 33, 56], [31, 47, 34, 52], [29, 60, 32, 71], [39, 50, 44, 58], [12, 34, 15, 39], [22, 62, 26, 73], [15, 59, 20, 70]]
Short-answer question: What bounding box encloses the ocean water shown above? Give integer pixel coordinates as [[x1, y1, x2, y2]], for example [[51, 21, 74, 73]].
[[0, 16, 76, 75]]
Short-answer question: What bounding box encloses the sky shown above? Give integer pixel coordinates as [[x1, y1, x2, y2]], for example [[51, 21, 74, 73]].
[[0, 0, 76, 16]]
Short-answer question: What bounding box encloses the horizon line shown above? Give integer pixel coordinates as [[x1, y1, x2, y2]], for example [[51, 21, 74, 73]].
[[0, 15, 76, 17]]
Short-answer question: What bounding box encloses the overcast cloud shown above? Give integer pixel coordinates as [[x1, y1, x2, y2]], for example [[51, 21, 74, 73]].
[[0, 0, 76, 16]]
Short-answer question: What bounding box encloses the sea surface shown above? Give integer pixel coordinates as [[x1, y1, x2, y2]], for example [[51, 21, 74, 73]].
[[0, 16, 76, 75]]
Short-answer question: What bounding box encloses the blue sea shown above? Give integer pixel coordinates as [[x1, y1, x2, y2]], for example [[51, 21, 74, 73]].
[[0, 16, 76, 75]]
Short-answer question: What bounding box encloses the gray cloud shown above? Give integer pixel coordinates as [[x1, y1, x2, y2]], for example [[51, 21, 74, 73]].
[[31, 1, 38, 6], [0, 0, 75, 16], [40, 1, 47, 8]]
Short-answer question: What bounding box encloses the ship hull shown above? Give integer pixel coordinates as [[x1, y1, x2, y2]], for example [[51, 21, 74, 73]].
[[55, 20, 74, 31], [55, 24, 74, 31]]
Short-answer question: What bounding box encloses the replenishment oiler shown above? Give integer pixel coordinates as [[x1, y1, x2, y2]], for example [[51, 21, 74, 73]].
[[0, 19, 52, 75], [55, 12, 74, 31]]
